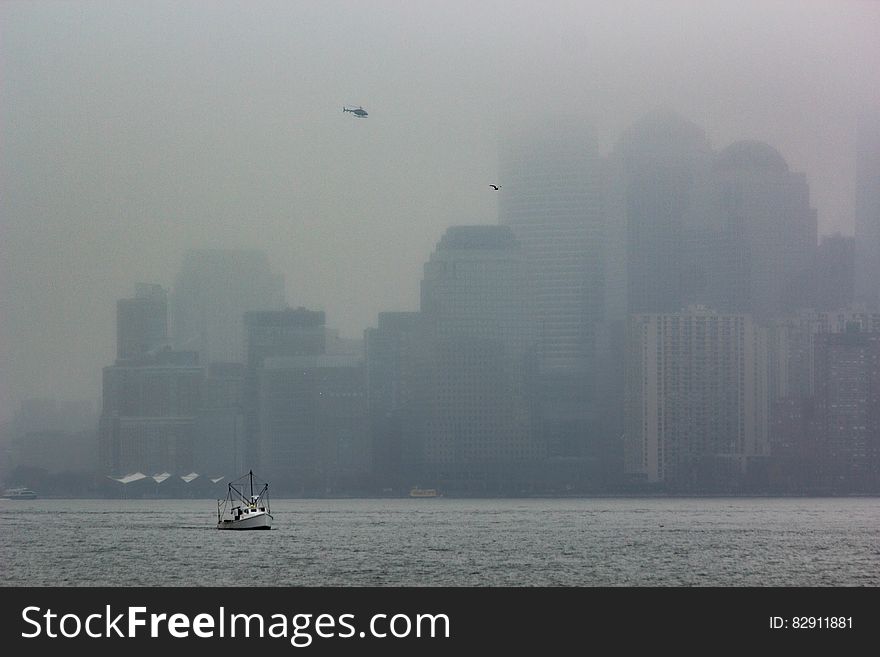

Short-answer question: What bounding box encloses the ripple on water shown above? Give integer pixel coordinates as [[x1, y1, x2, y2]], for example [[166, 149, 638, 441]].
[[1, 498, 879, 586]]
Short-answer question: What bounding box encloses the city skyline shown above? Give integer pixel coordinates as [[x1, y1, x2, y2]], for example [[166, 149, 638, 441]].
[[2, 0, 880, 422]]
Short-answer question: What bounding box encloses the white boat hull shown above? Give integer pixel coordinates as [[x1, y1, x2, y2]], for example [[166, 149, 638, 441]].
[[217, 510, 273, 530]]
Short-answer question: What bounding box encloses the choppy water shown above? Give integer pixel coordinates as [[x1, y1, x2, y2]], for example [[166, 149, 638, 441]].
[[1, 497, 878, 586]]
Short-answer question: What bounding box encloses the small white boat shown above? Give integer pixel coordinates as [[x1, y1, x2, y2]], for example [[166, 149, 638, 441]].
[[2, 487, 38, 500], [409, 487, 441, 498], [216, 470, 272, 530]]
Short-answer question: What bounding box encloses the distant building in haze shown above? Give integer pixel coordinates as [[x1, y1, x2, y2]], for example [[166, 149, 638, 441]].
[[171, 249, 285, 365], [625, 306, 769, 487], [365, 311, 422, 490], [243, 307, 369, 490], [498, 119, 613, 479], [3, 399, 98, 480], [244, 307, 326, 370], [612, 111, 716, 315], [813, 328, 880, 491], [195, 362, 246, 478], [116, 283, 168, 360], [810, 233, 855, 312], [499, 118, 604, 372], [258, 353, 368, 492], [712, 140, 818, 319], [100, 285, 203, 476], [855, 113, 880, 309], [417, 225, 542, 487], [99, 348, 203, 476]]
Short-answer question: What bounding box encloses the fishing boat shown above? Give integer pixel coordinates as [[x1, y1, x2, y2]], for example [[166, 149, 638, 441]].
[[216, 470, 272, 530]]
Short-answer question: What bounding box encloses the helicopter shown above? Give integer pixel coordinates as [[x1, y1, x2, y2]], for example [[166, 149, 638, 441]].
[[343, 105, 368, 118]]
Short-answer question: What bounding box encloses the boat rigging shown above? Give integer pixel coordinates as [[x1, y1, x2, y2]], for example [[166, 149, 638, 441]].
[[216, 470, 273, 530]]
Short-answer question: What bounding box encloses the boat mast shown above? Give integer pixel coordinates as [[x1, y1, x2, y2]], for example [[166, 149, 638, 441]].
[[250, 469, 254, 500]]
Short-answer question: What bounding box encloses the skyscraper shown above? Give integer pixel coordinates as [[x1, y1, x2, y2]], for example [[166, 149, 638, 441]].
[[99, 349, 203, 476], [418, 226, 542, 486], [813, 328, 880, 491], [258, 353, 368, 492], [811, 233, 855, 312], [855, 114, 880, 309], [365, 311, 422, 489], [612, 111, 716, 315], [498, 118, 615, 475], [171, 249, 285, 365], [116, 283, 168, 360], [625, 306, 769, 487], [242, 307, 327, 478], [713, 141, 818, 319], [101, 285, 203, 476], [498, 118, 604, 371]]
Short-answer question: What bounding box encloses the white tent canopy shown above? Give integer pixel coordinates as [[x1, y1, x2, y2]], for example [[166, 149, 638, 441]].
[[108, 472, 148, 484], [108, 472, 229, 484]]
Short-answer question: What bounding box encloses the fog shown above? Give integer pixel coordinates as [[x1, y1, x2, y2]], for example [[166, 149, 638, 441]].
[[1, 0, 878, 421]]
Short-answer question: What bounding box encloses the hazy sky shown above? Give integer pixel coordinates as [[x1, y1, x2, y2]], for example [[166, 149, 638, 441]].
[[2, 0, 879, 422]]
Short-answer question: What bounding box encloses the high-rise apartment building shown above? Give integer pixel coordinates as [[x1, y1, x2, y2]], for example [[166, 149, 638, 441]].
[[813, 328, 880, 490], [625, 306, 769, 486]]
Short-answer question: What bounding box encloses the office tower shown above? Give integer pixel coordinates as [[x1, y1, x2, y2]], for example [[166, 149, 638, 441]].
[[713, 141, 818, 319], [365, 311, 422, 489], [499, 118, 604, 371], [811, 233, 855, 312], [612, 111, 716, 315], [418, 225, 542, 486], [244, 307, 326, 369], [499, 118, 616, 476], [855, 114, 880, 309], [625, 306, 769, 487], [5, 399, 98, 479], [101, 285, 203, 475], [171, 249, 285, 365], [767, 309, 880, 490], [768, 307, 880, 402], [99, 348, 203, 476], [195, 362, 246, 478], [813, 327, 880, 491], [116, 283, 168, 360], [243, 307, 327, 478], [258, 352, 368, 492]]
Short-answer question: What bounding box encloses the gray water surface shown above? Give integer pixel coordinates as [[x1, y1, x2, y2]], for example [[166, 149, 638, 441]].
[[2, 497, 877, 586]]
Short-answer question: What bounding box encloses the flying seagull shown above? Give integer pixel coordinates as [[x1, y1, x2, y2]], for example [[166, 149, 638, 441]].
[[489, 184, 500, 190]]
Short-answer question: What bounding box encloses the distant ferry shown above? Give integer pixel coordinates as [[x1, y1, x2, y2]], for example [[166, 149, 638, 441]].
[[2, 487, 38, 500], [409, 487, 441, 498]]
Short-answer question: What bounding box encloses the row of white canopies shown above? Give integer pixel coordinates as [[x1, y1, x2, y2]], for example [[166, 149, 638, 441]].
[[108, 472, 226, 484]]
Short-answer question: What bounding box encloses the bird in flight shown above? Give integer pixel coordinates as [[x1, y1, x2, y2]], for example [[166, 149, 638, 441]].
[[489, 184, 501, 190]]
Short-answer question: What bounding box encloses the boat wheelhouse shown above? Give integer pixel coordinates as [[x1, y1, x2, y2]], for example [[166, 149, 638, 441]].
[[217, 470, 272, 530]]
